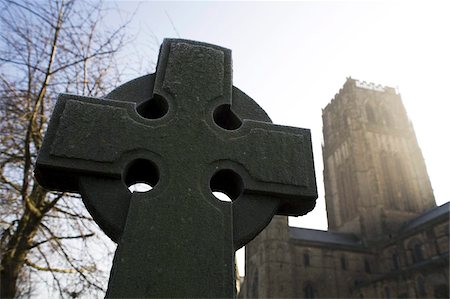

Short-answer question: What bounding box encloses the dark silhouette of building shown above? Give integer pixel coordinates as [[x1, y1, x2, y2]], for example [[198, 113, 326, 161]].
[[239, 78, 449, 298]]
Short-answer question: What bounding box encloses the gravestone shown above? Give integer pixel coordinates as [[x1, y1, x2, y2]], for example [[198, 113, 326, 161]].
[[35, 39, 317, 298]]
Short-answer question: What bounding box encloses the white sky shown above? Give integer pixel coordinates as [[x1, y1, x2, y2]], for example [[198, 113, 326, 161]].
[[108, 0, 450, 275]]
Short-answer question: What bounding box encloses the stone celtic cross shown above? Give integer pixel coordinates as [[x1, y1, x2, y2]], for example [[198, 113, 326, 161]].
[[35, 39, 317, 298]]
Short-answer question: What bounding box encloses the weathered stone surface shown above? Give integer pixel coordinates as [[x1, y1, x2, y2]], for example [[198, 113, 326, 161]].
[[35, 39, 317, 298]]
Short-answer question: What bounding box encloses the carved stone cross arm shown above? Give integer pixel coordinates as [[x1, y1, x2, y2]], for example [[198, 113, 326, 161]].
[[35, 39, 317, 298]]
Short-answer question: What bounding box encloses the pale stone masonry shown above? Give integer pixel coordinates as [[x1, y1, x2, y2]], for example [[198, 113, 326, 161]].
[[239, 78, 449, 299], [323, 78, 435, 240]]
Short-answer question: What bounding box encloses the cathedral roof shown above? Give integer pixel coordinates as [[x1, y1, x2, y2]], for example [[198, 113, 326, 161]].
[[288, 202, 449, 249], [289, 227, 364, 250], [400, 202, 449, 233]]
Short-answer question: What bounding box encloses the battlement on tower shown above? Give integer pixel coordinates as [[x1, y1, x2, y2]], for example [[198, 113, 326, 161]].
[[325, 77, 398, 111]]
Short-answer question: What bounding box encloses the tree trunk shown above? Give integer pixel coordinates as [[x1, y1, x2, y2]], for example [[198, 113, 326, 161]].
[[1, 191, 46, 298]]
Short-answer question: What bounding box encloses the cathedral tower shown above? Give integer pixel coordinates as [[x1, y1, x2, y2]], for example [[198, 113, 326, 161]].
[[322, 78, 435, 241]]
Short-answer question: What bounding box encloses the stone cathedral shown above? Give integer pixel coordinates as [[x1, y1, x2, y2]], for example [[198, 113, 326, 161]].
[[238, 78, 449, 298]]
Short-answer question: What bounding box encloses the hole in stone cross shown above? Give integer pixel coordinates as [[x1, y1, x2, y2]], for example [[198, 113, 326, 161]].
[[128, 182, 152, 193], [212, 191, 232, 202], [213, 104, 242, 130], [210, 169, 243, 202], [136, 95, 169, 119], [124, 159, 159, 193]]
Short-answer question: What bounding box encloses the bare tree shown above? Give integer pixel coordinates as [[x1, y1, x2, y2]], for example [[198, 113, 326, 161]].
[[0, 0, 133, 297]]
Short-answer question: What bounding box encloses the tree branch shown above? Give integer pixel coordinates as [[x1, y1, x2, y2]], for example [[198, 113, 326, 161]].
[[0, 171, 21, 192], [5, 0, 59, 29], [21, 0, 64, 206], [0, 58, 45, 74], [25, 259, 79, 274], [53, 206, 93, 220], [35, 245, 65, 298], [39, 223, 103, 291], [28, 232, 94, 250]]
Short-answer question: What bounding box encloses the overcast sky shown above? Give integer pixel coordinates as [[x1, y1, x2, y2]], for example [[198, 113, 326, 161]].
[[106, 0, 450, 274]]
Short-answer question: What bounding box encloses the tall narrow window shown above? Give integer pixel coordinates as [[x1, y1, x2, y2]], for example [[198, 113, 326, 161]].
[[412, 242, 424, 263], [381, 107, 393, 126], [384, 286, 392, 299], [303, 253, 310, 267], [340, 256, 347, 270], [345, 162, 356, 216], [393, 155, 411, 210], [380, 152, 394, 206], [392, 252, 400, 270], [304, 284, 316, 299], [366, 104, 376, 123], [338, 169, 349, 221], [417, 276, 426, 297], [251, 270, 258, 299], [364, 259, 371, 273]]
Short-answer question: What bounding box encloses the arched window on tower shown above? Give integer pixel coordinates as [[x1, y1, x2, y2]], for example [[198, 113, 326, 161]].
[[366, 104, 376, 123]]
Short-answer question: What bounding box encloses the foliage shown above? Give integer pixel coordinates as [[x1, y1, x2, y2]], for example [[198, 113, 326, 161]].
[[0, 0, 132, 297]]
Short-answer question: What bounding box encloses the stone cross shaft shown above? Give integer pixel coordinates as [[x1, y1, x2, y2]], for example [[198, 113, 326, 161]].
[[35, 39, 317, 298]]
